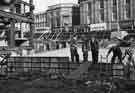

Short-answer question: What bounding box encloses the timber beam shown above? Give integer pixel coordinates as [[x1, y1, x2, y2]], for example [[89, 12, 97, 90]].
[[0, 10, 33, 23]]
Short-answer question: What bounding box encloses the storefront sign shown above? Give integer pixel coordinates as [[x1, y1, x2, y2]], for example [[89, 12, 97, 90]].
[[119, 20, 134, 29], [90, 23, 107, 31]]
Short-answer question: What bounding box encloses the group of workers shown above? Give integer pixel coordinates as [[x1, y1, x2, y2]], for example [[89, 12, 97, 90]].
[[70, 34, 135, 65], [70, 34, 99, 64], [70, 34, 135, 79]]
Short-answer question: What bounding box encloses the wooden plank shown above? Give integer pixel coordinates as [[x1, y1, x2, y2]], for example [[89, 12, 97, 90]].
[[0, 10, 33, 23]]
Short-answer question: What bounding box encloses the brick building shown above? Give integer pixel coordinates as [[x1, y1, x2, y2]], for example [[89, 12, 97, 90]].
[[79, 0, 135, 32]]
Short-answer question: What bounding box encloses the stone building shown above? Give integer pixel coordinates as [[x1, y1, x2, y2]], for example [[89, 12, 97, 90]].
[[79, 0, 135, 32], [34, 12, 51, 33]]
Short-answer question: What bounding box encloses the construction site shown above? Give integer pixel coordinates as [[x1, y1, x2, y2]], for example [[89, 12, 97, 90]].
[[0, 0, 135, 93]]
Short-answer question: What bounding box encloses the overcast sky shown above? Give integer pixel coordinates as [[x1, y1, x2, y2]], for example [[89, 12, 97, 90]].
[[33, 0, 77, 13]]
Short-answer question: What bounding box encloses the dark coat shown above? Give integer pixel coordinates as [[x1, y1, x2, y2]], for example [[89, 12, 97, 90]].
[[90, 39, 99, 53], [108, 46, 122, 57], [70, 38, 77, 49], [82, 38, 90, 52]]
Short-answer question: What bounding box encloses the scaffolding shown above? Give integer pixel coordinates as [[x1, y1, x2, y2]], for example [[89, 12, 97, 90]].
[[0, 0, 34, 48]]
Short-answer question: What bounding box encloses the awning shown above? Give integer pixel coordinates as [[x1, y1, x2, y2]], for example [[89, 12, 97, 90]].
[[15, 38, 27, 46]]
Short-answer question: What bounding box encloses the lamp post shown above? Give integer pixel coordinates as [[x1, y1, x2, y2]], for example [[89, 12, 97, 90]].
[[29, 0, 34, 48]]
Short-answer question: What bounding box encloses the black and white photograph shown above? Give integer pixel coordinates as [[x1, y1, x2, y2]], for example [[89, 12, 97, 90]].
[[0, 0, 135, 93]]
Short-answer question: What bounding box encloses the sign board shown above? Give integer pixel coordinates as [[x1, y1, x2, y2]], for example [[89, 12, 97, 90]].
[[90, 23, 107, 31], [119, 20, 133, 28], [111, 31, 128, 39]]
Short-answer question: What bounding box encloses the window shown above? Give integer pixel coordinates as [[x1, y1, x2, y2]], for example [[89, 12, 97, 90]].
[[126, 0, 130, 5], [100, 0, 104, 8], [112, 7, 117, 21], [112, 0, 117, 6], [88, 2, 91, 23], [125, 0, 131, 19], [99, 10, 104, 22], [125, 6, 131, 19]]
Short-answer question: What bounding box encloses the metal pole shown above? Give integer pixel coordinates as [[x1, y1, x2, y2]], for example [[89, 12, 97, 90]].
[[9, 6, 15, 48]]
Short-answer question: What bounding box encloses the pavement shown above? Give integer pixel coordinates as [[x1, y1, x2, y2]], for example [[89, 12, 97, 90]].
[[32, 47, 113, 63]]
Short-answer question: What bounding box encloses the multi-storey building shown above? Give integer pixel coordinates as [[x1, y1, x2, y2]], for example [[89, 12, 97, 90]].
[[46, 3, 80, 32], [79, 0, 135, 32]]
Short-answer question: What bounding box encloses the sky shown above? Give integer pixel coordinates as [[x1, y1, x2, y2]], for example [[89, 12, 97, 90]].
[[33, 0, 78, 13]]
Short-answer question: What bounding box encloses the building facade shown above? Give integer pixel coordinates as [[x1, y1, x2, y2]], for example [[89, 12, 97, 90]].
[[34, 12, 51, 33], [46, 3, 80, 32], [80, 0, 135, 32]]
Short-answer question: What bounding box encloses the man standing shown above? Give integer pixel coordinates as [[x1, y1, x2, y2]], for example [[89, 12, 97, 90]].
[[70, 35, 79, 63], [90, 36, 99, 64], [82, 35, 90, 62]]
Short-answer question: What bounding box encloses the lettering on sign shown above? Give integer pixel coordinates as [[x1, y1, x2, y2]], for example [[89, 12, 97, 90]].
[[90, 23, 107, 31]]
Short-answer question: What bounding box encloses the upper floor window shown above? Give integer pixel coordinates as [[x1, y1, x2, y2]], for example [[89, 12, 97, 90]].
[[125, 6, 131, 19], [99, 10, 104, 22], [125, 0, 130, 5], [112, 0, 117, 6], [100, 0, 104, 8], [112, 8, 117, 21], [124, 0, 131, 19]]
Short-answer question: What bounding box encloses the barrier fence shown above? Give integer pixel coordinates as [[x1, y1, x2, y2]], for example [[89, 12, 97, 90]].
[[6, 57, 70, 76], [0, 56, 124, 79]]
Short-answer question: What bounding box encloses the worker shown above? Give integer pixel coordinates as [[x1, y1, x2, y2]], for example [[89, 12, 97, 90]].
[[106, 43, 122, 64], [123, 41, 135, 79], [90, 36, 99, 64], [81, 35, 90, 62], [70, 35, 79, 63]]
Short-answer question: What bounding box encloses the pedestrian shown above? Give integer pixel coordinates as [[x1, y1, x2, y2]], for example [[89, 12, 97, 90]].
[[56, 41, 59, 49], [70, 35, 79, 63], [90, 36, 99, 64], [106, 43, 122, 64], [46, 43, 50, 51], [81, 35, 90, 62]]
